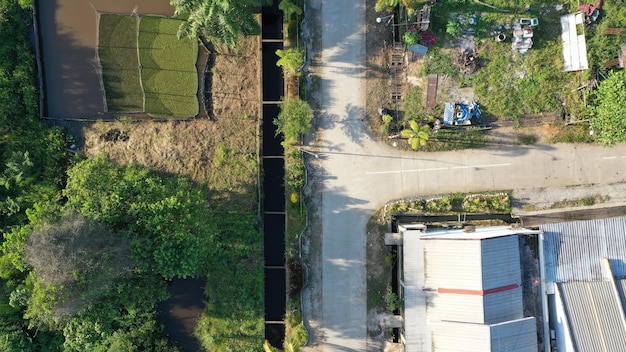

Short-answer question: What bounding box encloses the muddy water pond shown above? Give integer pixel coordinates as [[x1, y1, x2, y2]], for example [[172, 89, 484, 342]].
[[158, 278, 206, 352]]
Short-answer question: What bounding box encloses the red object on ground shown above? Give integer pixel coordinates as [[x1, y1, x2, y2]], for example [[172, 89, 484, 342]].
[[420, 31, 436, 46]]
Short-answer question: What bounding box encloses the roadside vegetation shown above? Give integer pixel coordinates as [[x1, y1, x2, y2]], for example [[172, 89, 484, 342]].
[[266, 1, 311, 351]]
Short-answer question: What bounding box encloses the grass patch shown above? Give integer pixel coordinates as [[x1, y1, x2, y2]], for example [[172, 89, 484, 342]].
[[98, 14, 137, 48], [549, 123, 594, 143], [137, 32, 198, 69], [550, 195, 610, 209], [102, 68, 143, 112], [138, 15, 181, 35], [195, 215, 264, 351], [422, 128, 486, 151]]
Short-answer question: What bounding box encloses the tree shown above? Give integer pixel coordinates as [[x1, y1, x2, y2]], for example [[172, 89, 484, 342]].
[[375, 0, 399, 12], [279, 0, 302, 22], [171, 0, 269, 47], [275, 47, 304, 75], [401, 120, 430, 149], [589, 69, 626, 146], [23, 213, 133, 324], [63, 156, 216, 278], [274, 98, 313, 146]]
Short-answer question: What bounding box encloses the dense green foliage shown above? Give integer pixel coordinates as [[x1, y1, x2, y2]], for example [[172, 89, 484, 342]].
[[274, 98, 313, 146], [0, 2, 68, 231], [1, 156, 216, 349], [171, 0, 269, 47], [589, 70, 626, 146], [64, 156, 216, 279]]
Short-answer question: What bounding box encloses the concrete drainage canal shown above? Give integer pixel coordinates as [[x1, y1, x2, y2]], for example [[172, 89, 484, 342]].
[[262, 1, 287, 348]]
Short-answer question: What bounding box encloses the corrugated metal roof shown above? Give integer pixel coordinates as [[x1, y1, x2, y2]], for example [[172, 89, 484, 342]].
[[421, 225, 530, 240], [542, 218, 626, 282], [402, 230, 430, 352], [430, 318, 537, 352], [423, 235, 520, 291], [558, 281, 626, 351], [482, 236, 521, 290], [561, 13, 589, 71], [491, 317, 538, 352]]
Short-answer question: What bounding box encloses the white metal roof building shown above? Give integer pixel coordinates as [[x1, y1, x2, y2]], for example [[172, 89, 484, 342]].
[[399, 225, 538, 352], [560, 13, 589, 71], [540, 218, 626, 352]]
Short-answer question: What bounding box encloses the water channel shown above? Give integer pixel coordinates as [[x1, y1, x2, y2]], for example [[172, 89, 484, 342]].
[[261, 1, 288, 348]]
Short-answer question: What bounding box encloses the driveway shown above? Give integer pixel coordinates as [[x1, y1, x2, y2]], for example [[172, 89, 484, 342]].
[[302, 0, 626, 351]]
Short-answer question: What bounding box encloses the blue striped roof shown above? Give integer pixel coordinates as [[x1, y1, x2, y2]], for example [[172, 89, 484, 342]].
[[542, 218, 626, 282]]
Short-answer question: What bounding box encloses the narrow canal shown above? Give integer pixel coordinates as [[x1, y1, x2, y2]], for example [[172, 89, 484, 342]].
[[261, 0, 287, 348]]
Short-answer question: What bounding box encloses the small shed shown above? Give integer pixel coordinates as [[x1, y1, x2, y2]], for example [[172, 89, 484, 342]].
[[561, 13, 589, 71]]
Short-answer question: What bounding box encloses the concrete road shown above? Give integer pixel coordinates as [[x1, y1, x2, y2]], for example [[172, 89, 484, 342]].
[[304, 0, 626, 351]]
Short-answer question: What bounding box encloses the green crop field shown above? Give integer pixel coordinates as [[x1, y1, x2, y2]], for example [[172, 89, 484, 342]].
[[98, 14, 143, 112], [98, 15, 199, 118]]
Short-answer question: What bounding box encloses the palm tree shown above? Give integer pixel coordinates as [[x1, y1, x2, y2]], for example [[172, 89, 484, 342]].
[[279, 0, 302, 22], [401, 120, 430, 149], [171, 0, 269, 47], [375, 0, 399, 12]]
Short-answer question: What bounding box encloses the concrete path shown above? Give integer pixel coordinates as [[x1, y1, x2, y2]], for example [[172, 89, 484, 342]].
[[303, 0, 626, 351]]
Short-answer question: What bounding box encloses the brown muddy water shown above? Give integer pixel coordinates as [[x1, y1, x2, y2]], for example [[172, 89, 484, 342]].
[[38, 0, 174, 119]]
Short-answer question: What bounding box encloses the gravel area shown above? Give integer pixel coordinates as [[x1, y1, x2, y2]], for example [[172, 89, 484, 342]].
[[512, 181, 626, 215]]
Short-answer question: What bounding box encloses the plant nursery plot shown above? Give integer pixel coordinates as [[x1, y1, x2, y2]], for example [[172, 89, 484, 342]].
[[138, 32, 198, 69], [141, 68, 197, 97], [99, 47, 140, 71], [102, 68, 144, 112], [139, 15, 181, 35], [138, 17, 198, 117], [98, 14, 143, 112], [145, 93, 198, 118], [98, 14, 138, 48]]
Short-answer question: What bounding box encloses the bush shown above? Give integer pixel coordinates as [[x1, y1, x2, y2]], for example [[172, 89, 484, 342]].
[[402, 30, 420, 46], [274, 98, 313, 145]]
